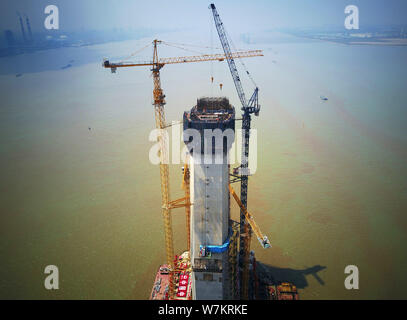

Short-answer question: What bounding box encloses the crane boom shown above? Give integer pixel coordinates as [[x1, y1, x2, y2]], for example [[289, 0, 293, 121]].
[[229, 185, 270, 249]]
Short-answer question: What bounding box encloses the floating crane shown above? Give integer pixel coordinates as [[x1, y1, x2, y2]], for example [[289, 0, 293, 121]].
[[209, 3, 263, 299], [103, 39, 262, 298]]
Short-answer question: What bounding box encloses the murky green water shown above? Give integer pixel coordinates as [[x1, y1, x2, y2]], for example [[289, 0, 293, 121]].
[[0, 35, 406, 299]]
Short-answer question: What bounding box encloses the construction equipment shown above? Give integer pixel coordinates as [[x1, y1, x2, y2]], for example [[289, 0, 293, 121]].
[[229, 185, 270, 249], [181, 162, 191, 253], [103, 48, 263, 72], [209, 3, 261, 299], [103, 39, 262, 299]]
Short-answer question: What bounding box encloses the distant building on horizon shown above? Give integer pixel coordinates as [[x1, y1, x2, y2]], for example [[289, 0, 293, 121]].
[[17, 13, 27, 43], [25, 15, 33, 43], [4, 30, 15, 48]]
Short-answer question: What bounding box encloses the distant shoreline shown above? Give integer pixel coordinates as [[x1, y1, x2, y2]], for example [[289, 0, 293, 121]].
[[347, 38, 407, 46], [298, 35, 407, 47]]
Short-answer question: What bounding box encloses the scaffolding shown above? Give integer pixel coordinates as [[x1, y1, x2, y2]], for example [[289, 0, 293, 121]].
[[228, 220, 240, 299]]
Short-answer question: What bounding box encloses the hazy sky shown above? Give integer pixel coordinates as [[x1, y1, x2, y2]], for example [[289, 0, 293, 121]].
[[1, 0, 406, 33]]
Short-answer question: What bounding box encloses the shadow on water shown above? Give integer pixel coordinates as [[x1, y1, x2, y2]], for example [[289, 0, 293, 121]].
[[256, 261, 327, 291]]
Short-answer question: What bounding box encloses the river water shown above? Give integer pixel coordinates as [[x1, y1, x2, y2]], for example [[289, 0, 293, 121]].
[[0, 33, 406, 299]]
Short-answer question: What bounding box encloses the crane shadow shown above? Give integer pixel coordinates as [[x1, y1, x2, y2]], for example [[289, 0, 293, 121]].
[[256, 261, 327, 289]]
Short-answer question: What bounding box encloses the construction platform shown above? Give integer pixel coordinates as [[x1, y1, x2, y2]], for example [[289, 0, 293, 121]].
[[150, 252, 193, 300]]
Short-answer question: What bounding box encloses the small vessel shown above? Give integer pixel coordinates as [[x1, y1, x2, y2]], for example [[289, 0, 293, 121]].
[[320, 95, 328, 101], [61, 64, 72, 70]]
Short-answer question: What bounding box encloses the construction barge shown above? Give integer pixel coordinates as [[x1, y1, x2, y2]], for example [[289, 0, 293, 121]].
[[150, 252, 193, 300], [150, 250, 299, 300]]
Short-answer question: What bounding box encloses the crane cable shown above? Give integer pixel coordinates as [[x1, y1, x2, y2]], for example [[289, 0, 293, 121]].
[[223, 26, 257, 89], [161, 41, 208, 55], [162, 41, 247, 54], [117, 42, 151, 64], [161, 40, 227, 51]]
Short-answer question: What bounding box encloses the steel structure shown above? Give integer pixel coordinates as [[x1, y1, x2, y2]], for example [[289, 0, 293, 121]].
[[104, 50, 263, 71], [181, 162, 191, 253], [103, 39, 262, 299], [229, 185, 270, 249], [209, 3, 261, 299], [228, 221, 239, 299]]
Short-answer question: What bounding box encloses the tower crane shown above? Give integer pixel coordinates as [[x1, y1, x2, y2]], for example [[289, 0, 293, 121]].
[[209, 3, 264, 299], [103, 39, 262, 298]]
